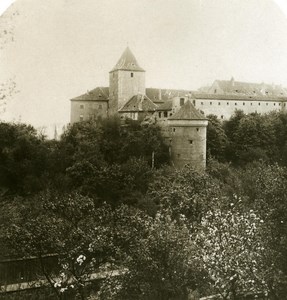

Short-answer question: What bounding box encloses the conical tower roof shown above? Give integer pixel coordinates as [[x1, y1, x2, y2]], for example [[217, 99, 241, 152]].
[[169, 100, 207, 120], [110, 47, 145, 72]]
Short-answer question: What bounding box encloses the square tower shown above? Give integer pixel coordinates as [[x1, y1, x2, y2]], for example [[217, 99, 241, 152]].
[[109, 47, 145, 115]]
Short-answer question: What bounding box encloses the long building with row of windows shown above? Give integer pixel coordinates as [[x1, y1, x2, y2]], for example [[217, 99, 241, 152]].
[[70, 47, 287, 169]]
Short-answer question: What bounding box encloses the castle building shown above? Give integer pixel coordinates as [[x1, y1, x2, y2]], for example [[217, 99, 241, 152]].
[[70, 47, 287, 170]]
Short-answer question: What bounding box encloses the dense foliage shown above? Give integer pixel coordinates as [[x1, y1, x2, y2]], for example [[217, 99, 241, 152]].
[[1, 112, 287, 299]]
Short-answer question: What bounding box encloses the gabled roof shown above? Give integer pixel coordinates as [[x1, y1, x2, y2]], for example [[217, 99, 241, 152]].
[[119, 94, 157, 112], [210, 78, 287, 97], [71, 87, 109, 101], [111, 47, 145, 72], [169, 100, 206, 120]]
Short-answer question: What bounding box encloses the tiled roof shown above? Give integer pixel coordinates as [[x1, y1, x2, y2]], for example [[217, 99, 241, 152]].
[[156, 100, 173, 111], [146, 88, 194, 102], [71, 87, 109, 101], [119, 94, 157, 112], [169, 100, 206, 120], [211, 78, 287, 97], [111, 47, 145, 72]]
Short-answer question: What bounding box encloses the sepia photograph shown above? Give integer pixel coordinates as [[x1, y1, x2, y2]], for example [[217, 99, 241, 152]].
[[0, 0, 287, 299]]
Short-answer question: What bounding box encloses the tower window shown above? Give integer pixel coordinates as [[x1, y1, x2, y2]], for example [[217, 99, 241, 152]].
[[131, 72, 134, 77]]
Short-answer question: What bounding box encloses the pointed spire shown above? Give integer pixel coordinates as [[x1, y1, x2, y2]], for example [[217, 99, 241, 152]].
[[111, 47, 145, 72]]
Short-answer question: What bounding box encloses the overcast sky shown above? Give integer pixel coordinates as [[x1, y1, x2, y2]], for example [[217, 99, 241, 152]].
[[1, 0, 287, 126]]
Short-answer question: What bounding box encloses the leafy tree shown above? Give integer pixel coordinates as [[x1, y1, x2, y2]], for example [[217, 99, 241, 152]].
[[206, 114, 228, 161], [98, 212, 204, 300], [0, 122, 50, 194], [196, 208, 273, 299]]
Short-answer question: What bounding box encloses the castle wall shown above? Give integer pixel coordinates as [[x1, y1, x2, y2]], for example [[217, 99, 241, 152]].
[[109, 70, 145, 114], [70, 100, 108, 123], [194, 98, 285, 120], [168, 119, 208, 171]]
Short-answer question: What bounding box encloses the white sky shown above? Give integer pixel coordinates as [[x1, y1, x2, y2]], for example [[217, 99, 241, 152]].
[[1, 0, 287, 126]]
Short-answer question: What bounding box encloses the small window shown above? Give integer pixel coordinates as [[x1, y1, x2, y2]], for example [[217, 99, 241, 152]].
[[274, 103, 276, 106], [227, 102, 229, 105], [201, 102, 203, 105], [279, 103, 281, 106], [221, 115, 224, 119], [173, 128, 176, 132], [214, 89, 217, 94], [218, 102, 221, 105], [235, 103, 237, 106], [193, 100, 196, 106], [265, 91, 268, 95], [266, 103, 268, 106], [131, 73, 134, 77], [235, 90, 238, 93], [159, 112, 162, 118], [80, 104, 84, 109], [169, 113, 172, 117], [164, 111, 168, 118], [258, 103, 261, 106], [243, 102, 245, 106], [210, 102, 212, 105], [99, 94, 102, 98], [180, 98, 185, 106], [196, 128, 199, 132], [189, 140, 193, 144], [251, 103, 253, 106]]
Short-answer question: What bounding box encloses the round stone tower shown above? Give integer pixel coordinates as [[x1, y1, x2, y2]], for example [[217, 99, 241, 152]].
[[168, 100, 208, 171]]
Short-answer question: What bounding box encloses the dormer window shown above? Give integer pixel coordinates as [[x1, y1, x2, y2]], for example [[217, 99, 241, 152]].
[[131, 72, 134, 77], [180, 98, 185, 106]]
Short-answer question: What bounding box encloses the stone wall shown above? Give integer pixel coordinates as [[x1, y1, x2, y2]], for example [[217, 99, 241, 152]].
[[168, 119, 208, 171], [109, 70, 145, 114], [70, 100, 108, 123], [194, 98, 285, 120]]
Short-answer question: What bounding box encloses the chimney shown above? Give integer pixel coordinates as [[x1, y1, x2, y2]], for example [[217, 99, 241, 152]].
[[159, 89, 162, 101], [230, 77, 235, 87]]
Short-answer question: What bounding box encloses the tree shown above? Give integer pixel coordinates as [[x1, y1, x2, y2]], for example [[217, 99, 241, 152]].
[[0, 122, 50, 195], [98, 212, 205, 300], [196, 208, 273, 299], [206, 114, 228, 161]]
